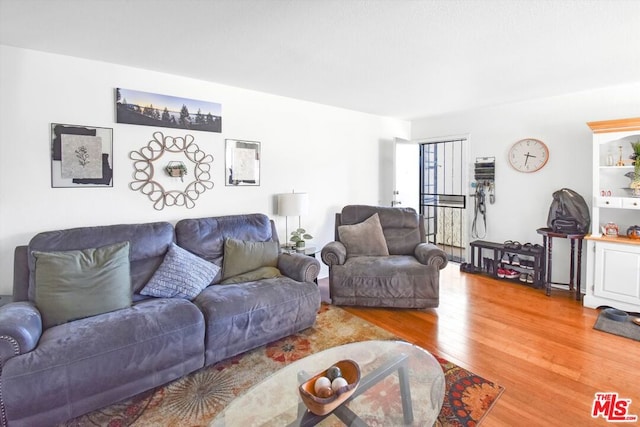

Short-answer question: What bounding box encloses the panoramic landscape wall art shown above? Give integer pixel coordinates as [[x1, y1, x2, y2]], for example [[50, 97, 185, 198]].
[[115, 88, 222, 133]]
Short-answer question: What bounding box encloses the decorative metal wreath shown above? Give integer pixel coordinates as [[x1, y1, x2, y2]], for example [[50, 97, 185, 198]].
[[130, 132, 214, 210]]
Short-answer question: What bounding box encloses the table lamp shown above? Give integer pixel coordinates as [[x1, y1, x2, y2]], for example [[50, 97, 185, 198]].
[[277, 192, 309, 248]]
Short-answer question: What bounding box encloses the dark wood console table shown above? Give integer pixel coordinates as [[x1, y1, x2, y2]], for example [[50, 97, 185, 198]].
[[536, 227, 586, 300]]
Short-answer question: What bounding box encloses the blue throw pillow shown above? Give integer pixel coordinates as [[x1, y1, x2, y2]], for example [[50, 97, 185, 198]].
[[140, 243, 220, 300]]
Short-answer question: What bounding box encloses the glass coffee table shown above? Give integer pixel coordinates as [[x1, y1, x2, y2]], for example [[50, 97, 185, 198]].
[[211, 340, 445, 426]]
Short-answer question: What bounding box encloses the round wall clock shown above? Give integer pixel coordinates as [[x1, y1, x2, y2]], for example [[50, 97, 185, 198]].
[[508, 138, 549, 173]]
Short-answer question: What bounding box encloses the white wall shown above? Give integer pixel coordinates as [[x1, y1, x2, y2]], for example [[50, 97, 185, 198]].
[[412, 83, 640, 285], [0, 45, 410, 295]]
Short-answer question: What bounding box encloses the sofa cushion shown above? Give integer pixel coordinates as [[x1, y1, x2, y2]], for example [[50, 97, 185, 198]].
[[220, 266, 282, 284], [33, 241, 132, 328], [338, 213, 389, 257], [222, 238, 279, 280], [193, 277, 320, 365], [2, 298, 205, 425], [174, 214, 275, 282], [339, 205, 422, 255], [27, 222, 175, 300], [140, 243, 220, 300], [329, 255, 439, 308]]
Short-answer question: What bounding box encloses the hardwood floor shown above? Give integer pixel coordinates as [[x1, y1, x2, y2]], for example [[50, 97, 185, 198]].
[[319, 264, 640, 426]]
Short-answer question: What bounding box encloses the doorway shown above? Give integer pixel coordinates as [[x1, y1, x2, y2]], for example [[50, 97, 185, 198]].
[[419, 138, 467, 263], [392, 139, 419, 211]]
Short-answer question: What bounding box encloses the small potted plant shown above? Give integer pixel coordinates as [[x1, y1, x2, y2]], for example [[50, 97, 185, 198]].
[[165, 162, 187, 182], [290, 228, 313, 249], [631, 141, 640, 169], [624, 141, 640, 196]]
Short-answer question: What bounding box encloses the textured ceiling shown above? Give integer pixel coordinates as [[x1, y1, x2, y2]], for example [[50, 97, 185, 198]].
[[1, 0, 639, 119]]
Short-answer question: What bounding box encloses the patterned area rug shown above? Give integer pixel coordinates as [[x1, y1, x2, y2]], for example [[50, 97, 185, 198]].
[[62, 304, 503, 426]]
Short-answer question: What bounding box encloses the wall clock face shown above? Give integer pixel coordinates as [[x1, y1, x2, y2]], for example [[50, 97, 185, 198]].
[[508, 138, 549, 173]]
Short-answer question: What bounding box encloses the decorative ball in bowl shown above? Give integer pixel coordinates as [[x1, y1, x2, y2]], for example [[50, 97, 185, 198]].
[[298, 359, 361, 416]]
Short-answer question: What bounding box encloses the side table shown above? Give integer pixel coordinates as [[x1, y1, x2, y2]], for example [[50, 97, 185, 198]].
[[0, 295, 14, 307], [536, 227, 586, 300], [281, 246, 317, 256]]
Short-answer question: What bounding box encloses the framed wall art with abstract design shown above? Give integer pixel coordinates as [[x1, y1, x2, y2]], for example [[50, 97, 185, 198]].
[[225, 139, 260, 186], [50, 123, 114, 188]]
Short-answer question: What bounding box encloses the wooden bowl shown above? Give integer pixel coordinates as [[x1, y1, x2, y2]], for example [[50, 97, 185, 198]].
[[298, 359, 361, 416]]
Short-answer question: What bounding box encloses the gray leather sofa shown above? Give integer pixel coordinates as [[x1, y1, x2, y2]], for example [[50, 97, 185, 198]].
[[1, 214, 320, 427], [321, 205, 448, 308]]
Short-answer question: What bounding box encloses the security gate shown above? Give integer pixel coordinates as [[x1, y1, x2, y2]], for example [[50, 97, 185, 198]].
[[420, 138, 467, 262]]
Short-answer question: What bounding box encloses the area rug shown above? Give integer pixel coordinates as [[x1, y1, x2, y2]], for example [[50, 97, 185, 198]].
[[62, 304, 503, 427], [593, 309, 640, 341]]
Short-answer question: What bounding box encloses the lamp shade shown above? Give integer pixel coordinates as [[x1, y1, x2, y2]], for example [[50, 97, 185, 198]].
[[277, 192, 309, 216]]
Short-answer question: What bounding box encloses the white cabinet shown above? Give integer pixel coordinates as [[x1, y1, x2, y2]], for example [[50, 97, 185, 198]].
[[587, 240, 640, 310], [584, 118, 640, 312]]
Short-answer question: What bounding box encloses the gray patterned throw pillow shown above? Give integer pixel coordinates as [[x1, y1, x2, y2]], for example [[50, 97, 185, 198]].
[[140, 243, 220, 300]]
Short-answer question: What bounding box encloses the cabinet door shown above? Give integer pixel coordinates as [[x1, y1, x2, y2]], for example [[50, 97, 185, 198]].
[[593, 241, 640, 305]]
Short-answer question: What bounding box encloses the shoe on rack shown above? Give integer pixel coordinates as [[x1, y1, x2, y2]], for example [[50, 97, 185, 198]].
[[519, 273, 528, 282], [511, 255, 521, 266], [484, 257, 495, 275], [460, 263, 478, 273], [505, 269, 520, 279], [520, 259, 532, 269], [504, 241, 522, 250], [501, 253, 510, 264], [497, 268, 507, 278], [526, 274, 534, 284]]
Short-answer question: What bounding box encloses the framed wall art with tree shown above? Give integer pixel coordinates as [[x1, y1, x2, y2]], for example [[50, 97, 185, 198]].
[[50, 123, 113, 188]]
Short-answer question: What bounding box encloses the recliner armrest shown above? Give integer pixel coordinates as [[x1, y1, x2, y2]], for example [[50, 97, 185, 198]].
[[321, 241, 347, 266], [0, 302, 42, 363], [278, 253, 320, 283], [414, 243, 449, 269]]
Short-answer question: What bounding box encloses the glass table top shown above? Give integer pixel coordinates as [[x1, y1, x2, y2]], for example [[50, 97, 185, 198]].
[[210, 340, 445, 426]]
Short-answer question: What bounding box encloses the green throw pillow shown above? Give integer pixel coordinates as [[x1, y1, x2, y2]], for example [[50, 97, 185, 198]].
[[33, 241, 132, 329], [222, 238, 279, 280], [220, 266, 282, 284], [338, 213, 390, 257]]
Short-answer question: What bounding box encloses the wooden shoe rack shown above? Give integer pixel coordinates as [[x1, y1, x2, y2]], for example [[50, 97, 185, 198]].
[[469, 240, 545, 288]]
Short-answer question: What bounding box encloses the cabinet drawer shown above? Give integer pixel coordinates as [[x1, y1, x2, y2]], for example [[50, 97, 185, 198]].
[[596, 197, 623, 208], [622, 198, 640, 209]]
